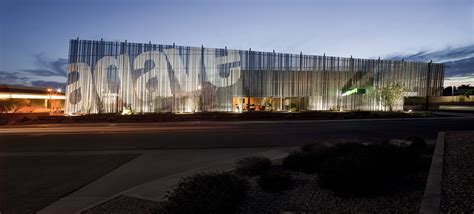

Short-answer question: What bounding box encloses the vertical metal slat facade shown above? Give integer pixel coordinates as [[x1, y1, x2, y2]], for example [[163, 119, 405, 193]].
[[65, 39, 444, 114]]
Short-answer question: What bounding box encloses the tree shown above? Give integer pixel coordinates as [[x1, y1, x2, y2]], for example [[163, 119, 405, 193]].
[[0, 99, 30, 113], [443, 86, 456, 96], [190, 91, 200, 113], [380, 83, 404, 111], [464, 89, 474, 98]]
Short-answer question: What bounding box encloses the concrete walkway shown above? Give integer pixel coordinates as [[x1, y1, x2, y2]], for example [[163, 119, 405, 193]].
[[122, 148, 290, 202], [420, 132, 445, 214], [38, 147, 295, 214]]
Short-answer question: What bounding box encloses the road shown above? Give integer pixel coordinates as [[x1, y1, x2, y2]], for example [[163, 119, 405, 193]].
[[1, 117, 473, 213], [1, 117, 474, 152]]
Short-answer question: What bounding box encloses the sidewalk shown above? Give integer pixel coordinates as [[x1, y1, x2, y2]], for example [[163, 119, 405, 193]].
[[122, 149, 290, 202], [38, 147, 295, 214]]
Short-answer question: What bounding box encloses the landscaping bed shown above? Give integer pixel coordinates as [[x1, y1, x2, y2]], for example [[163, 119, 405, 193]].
[[441, 131, 474, 213], [151, 138, 434, 213], [1, 111, 432, 125]]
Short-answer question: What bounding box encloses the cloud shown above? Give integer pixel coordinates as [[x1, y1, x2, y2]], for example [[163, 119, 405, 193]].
[[0, 71, 29, 85], [21, 68, 65, 77], [386, 44, 474, 87], [444, 57, 474, 77], [21, 53, 68, 77], [30, 80, 66, 90], [0, 70, 66, 89], [444, 73, 474, 87]]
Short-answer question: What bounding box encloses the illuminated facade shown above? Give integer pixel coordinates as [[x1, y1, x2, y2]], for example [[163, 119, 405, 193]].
[[65, 39, 444, 114]]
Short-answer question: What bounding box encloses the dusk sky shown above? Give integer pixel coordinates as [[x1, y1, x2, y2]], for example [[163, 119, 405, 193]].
[[0, 0, 472, 87]]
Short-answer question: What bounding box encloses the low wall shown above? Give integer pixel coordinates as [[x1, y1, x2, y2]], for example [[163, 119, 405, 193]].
[[404, 96, 474, 111], [405, 96, 474, 104]]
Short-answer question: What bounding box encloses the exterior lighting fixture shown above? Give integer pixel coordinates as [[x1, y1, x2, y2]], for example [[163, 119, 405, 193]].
[[57, 88, 62, 93], [341, 88, 366, 96], [47, 88, 52, 92], [197, 85, 202, 90], [121, 108, 132, 115], [342, 88, 358, 96]]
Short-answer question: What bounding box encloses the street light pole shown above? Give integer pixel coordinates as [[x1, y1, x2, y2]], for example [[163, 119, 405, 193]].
[[452, 85, 454, 97], [197, 85, 202, 112], [47, 88, 52, 115]]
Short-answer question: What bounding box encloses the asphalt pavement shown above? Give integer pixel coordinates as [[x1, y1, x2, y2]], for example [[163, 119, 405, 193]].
[[1, 117, 474, 213], [1, 117, 474, 152]]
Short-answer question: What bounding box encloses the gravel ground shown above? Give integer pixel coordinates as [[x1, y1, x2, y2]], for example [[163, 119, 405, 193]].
[[441, 131, 474, 213], [83, 145, 434, 213], [238, 176, 291, 213], [88, 170, 427, 214], [239, 171, 428, 213], [82, 196, 161, 214]]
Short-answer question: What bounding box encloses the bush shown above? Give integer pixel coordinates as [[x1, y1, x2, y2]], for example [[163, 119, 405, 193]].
[[282, 145, 334, 173], [300, 143, 318, 152], [282, 151, 313, 173], [158, 172, 249, 214], [0, 117, 8, 125], [235, 156, 272, 176], [257, 170, 294, 193], [19, 116, 31, 122], [406, 136, 427, 152], [318, 143, 422, 197]]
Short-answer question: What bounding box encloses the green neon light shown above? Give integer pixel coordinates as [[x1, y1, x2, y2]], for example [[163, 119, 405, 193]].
[[342, 88, 366, 96], [342, 88, 358, 96]]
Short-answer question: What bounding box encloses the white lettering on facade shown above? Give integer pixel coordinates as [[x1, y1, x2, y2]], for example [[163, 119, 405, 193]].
[[66, 48, 241, 114]]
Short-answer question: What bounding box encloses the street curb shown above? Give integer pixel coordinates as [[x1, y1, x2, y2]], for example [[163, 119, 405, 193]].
[[420, 132, 445, 214]]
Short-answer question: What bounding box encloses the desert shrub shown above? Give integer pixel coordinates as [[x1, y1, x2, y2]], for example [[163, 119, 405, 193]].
[[406, 136, 427, 152], [257, 170, 294, 193], [0, 117, 8, 125], [282, 145, 334, 173], [19, 116, 31, 122], [235, 156, 272, 176], [300, 143, 320, 152], [282, 151, 313, 173], [318, 143, 422, 197], [342, 111, 370, 119], [158, 172, 249, 214]]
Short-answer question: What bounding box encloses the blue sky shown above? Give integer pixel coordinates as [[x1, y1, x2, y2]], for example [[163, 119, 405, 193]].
[[0, 0, 472, 87]]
